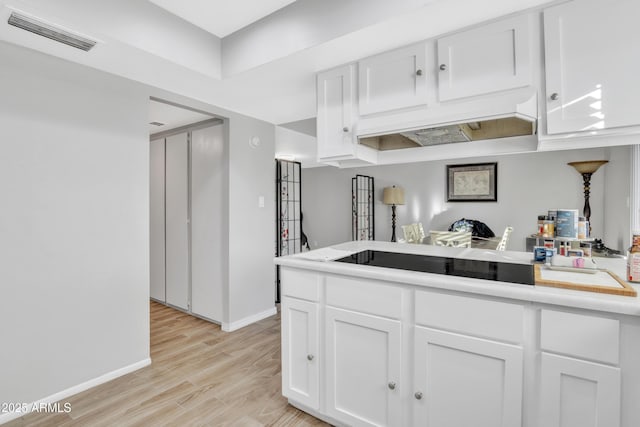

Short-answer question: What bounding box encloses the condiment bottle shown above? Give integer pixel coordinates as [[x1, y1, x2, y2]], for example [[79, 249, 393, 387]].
[[543, 219, 555, 238], [577, 217, 587, 240], [538, 215, 546, 236]]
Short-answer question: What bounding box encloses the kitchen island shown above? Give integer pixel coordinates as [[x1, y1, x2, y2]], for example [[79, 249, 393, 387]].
[[275, 241, 640, 427]]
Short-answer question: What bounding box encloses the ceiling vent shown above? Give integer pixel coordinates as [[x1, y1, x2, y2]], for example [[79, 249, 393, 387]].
[[149, 122, 165, 127], [8, 12, 96, 51]]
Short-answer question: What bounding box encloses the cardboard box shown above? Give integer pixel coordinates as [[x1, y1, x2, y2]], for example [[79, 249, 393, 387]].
[[556, 209, 579, 238], [628, 253, 640, 282]]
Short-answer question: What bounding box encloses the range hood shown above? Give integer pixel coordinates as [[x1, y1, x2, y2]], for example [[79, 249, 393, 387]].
[[357, 92, 537, 152]]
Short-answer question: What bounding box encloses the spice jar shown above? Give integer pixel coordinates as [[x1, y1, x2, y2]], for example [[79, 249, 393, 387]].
[[543, 219, 555, 238], [537, 215, 546, 235]]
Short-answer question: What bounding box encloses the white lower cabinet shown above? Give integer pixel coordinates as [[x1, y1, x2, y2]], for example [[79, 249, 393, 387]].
[[281, 297, 319, 410], [413, 326, 523, 427], [540, 353, 621, 427], [279, 268, 632, 426], [539, 308, 622, 427], [325, 307, 402, 427]]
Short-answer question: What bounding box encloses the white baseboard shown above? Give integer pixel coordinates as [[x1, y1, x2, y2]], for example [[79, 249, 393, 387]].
[[0, 358, 151, 425], [222, 307, 277, 332]]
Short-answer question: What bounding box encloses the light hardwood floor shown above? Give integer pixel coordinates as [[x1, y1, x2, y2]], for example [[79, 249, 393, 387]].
[[6, 301, 329, 427]]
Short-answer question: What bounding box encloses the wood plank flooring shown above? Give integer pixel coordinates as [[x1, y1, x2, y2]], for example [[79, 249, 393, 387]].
[[6, 302, 329, 427]]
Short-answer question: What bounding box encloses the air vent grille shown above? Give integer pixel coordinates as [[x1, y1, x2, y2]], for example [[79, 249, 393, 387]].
[[8, 12, 96, 51], [149, 122, 165, 127]]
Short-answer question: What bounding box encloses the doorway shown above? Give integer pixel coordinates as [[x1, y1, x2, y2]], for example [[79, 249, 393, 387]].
[[149, 98, 226, 324]]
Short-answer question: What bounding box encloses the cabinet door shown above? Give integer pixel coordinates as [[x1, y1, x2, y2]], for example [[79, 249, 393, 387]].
[[325, 307, 402, 427], [281, 297, 319, 410], [165, 132, 190, 311], [150, 138, 166, 302], [544, 0, 640, 134], [358, 43, 427, 115], [437, 14, 532, 101], [413, 326, 523, 427], [317, 64, 355, 159], [540, 353, 620, 427], [190, 124, 225, 322]]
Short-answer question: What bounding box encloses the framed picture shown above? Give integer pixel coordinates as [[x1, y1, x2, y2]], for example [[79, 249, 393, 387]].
[[447, 162, 497, 202]]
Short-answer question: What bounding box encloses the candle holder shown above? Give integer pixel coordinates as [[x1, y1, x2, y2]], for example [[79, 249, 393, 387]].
[[567, 160, 608, 235]]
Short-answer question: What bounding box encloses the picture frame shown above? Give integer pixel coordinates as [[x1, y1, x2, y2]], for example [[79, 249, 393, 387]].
[[447, 162, 497, 202]]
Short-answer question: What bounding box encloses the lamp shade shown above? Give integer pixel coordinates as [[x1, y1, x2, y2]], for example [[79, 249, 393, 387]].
[[383, 186, 405, 205], [568, 160, 608, 174]]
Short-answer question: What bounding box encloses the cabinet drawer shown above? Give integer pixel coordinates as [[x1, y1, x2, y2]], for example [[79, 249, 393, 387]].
[[281, 268, 320, 302], [326, 275, 403, 319], [541, 309, 619, 365], [415, 290, 524, 343]]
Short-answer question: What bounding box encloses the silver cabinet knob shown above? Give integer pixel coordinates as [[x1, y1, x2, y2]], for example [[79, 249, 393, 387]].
[[307, 354, 314, 361], [343, 126, 349, 132], [550, 92, 559, 101], [388, 382, 396, 390], [416, 69, 423, 76], [414, 391, 423, 400], [439, 64, 447, 71]]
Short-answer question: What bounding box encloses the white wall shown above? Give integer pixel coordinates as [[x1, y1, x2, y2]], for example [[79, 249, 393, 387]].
[[0, 40, 150, 410], [604, 144, 635, 251], [227, 119, 277, 329], [275, 126, 323, 168], [302, 147, 630, 252]]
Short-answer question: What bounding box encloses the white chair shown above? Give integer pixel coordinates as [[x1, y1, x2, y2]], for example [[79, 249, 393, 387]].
[[495, 226, 513, 251], [402, 223, 426, 243], [429, 230, 472, 248]]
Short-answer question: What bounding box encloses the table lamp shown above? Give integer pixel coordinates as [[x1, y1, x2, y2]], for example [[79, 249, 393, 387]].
[[383, 186, 405, 242]]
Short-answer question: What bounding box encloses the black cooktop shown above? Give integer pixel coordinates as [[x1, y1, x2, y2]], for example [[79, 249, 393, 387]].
[[334, 250, 534, 286]]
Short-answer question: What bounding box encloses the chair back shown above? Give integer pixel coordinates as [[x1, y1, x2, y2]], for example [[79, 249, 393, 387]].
[[402, 223, 426, 243], [429, 230, 472, 248], [495, 227, 513, 251]]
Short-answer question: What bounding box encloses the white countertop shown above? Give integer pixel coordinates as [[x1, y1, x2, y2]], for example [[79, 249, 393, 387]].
[[274, 241, 640, 316]]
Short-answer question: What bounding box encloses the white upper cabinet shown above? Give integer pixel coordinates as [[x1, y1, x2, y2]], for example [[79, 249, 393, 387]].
[[317, 64, 356, 159], [544, 0, 640, 135], [358, 42, 428, 116], [437, 14, 533, 102]]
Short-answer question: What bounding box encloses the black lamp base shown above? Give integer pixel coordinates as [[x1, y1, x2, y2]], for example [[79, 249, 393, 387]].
[[390, 204, 397, 242]]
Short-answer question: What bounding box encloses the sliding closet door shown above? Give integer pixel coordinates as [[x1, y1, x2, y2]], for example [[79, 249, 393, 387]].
[[190, 124, 225, 322], [150, 138, 166, 301], [165, 132, 190, 310]]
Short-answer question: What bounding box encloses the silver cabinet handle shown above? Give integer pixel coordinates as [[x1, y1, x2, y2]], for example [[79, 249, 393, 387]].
[[550, 92, 559, 101], [439, 64, 447, 71], [416, 69, 423, 76], [414, 391, 423, 400], [388, 382, 396, 390], [307, 354, 314, 361], [343, 126, 349, 132]]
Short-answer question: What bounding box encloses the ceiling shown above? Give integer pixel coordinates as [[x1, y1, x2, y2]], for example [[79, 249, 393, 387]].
[[148, 100, 217, 135], [147, 0, 297, 38], [0, 0, 554, 133]]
